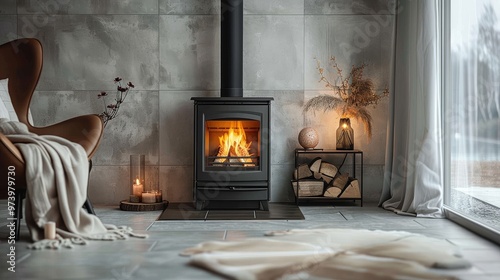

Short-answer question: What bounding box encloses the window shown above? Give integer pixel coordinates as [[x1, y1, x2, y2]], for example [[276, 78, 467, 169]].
[[443, 0, 500, 234]]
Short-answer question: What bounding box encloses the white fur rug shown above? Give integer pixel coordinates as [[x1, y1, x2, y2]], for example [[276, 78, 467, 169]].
[[181, 228, 471, 280]]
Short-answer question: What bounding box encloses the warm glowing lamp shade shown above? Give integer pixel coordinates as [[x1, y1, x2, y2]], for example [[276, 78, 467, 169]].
[[336, 118, 354, 150]]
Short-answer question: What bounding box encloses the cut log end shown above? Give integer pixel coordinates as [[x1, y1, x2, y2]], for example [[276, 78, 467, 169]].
[[309, 157, 322, 173], [320, 162, 338, 178], [324, 186, 342, 198], [339, 179, 361, 198], [294, 164, 313, 180]]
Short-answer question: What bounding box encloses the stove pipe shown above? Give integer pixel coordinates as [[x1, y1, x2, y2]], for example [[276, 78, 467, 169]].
[[221, 0, 243, 98]]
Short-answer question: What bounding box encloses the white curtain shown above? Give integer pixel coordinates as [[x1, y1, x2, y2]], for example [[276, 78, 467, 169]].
[[379, 0, 444, 217]]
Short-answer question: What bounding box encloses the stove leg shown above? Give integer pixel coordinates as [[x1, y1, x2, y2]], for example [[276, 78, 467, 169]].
[[260, 201, 269, 211], [196, 200, 204, 211]]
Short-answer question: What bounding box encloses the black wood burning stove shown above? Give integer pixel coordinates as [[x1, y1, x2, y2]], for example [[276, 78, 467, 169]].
[[192, 97, 272, 210], [192, 0, 272, 210]]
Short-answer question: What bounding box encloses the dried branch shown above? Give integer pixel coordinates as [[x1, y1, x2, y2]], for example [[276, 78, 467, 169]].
[[98, 77, 134, 128], [303, 56, 388, 139], [303, 95, 343, 115]]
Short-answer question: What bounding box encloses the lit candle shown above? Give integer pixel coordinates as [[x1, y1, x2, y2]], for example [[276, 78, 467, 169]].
[[132, 178, 143, 198], [154, 190, 163, 203], [142, 192, 156, 203], [44, 221, 56, 240]]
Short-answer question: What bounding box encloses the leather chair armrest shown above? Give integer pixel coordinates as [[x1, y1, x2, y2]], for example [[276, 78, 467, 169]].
[[0, 132, 24, 164], [0, 132, 26, 199], [29, 114, 104, 158]]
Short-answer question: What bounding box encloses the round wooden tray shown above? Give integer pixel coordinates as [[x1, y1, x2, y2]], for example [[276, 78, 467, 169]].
[[119, 200, 169, 211]]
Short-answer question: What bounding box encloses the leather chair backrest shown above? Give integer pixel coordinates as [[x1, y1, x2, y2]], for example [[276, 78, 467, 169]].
[[0, 39, 42, 194], [0, 38, 43, 127]]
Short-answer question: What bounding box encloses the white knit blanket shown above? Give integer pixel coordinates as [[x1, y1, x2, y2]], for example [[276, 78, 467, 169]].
[[0, 119, 146, 249]]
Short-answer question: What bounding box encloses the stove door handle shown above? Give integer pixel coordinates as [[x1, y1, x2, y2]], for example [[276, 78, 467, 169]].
[[197, 187, 267, 191], [230, 187, 267, 191]]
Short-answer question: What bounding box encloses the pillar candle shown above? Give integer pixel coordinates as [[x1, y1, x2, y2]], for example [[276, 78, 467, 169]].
[[44, 221, 56, 240], [142, 192, 156, 203], [132, 178, 143, 197]]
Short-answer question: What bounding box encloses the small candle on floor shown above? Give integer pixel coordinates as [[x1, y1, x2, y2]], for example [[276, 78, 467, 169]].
[[44, 221, 56, 240]]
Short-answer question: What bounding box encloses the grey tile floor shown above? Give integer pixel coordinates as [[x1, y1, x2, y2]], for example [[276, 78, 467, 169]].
[[1, 201, 500, 279]]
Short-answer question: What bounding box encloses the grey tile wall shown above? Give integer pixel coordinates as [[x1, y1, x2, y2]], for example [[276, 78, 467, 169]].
[[17, 0, 158, 15], [244, 15, 304, 90], [159, 15, 220, 90], [0, 0, 16, 15], [19, 14, 159, 90], [245, 0, 304, 15], [159, 0, 219, 15], [305, 0, 397, 15], [0, 16, 17, 43], [304, 15, 395, 91], [2, 0, 395, 205], [0, 0, 17, 43]]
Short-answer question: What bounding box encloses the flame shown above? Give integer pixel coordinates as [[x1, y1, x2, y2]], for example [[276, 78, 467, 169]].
[[135, 178, 140, 185], [215, 121, 254, 166]]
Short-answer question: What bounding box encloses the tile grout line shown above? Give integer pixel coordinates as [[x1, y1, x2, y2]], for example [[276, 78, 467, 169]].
[[145, 221, 155, 231], [147, 240, 158, 252], [339, 211, 348, 221], [16, 253, 31, 265]]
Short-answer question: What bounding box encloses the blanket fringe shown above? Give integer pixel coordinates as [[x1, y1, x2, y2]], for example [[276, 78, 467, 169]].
[[28, 235, 87, 250], [27, 225, 148, 250], [86, 225, 149, 241]]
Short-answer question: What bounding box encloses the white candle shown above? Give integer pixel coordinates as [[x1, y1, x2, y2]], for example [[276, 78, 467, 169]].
[[132, 178, 143, 197], [142, 192, 156, 203], [44, 221, 56, 240]]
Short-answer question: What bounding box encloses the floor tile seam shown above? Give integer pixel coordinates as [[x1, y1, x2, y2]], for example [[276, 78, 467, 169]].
[[449, 240, 500, 249], [15, 252, 31, 265], [412, 219, 435, 229], [147, 240, 159, 252], [444, 239, 458, 247], [446, 237, 500, 246], [338, 211, 348, 221], [474, 261, 500, 264], [145, 222, 156, 231]]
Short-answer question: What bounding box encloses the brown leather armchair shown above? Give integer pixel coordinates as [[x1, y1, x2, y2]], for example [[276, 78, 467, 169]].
[[0, 38, 104, 240]]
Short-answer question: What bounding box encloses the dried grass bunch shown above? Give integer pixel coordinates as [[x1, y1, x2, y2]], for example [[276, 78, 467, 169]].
[[303, 56, 389, 138]]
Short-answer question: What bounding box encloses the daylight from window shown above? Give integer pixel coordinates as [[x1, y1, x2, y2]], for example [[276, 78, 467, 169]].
[[447, 0, 500, 231]]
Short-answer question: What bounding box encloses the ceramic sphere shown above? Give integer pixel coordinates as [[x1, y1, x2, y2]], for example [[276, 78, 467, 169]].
[[298, 127, 319, 149]]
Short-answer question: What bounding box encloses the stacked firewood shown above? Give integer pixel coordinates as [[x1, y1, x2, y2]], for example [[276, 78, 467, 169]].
[[291, 157, 360, 198]]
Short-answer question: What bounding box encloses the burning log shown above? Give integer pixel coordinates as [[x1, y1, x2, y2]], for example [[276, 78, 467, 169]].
[[213, 121, 255, 167]]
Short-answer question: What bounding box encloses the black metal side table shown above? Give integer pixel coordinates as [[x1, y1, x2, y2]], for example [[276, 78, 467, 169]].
[[294, 148, 363, 206]]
